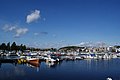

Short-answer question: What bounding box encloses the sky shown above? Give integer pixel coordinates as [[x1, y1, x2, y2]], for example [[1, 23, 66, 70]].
[[0, 0, 120, 48]]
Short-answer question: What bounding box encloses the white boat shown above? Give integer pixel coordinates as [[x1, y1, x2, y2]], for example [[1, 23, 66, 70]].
[[116, 53, 120, 57], [74, 56, 83, 60], [80, 53, 97, 59], [112, 54, 117, 58], [45, 55, 59, 63]]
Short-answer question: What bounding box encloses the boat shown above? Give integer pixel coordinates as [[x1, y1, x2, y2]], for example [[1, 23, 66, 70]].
[[45, 55, 59, 63], [26, 56, 39, 64], [27, 61, 40, 68], [46, 57, 56, 63], [116, 53, 120, 57]]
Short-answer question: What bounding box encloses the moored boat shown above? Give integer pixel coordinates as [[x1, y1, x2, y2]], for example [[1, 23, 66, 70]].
[[26, 56, 39, 64]]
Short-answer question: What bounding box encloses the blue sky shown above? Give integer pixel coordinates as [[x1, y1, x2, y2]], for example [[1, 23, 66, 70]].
[[0, 0, 120, 48]]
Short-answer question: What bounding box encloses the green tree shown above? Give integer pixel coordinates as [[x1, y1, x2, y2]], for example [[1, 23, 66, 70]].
[[20, 44, 23, 51], [19, 44, 26, 52], [11, 42, 17, 51], [6, 42, 10, 51], [0, 44, 1, 50], [1, 43, 6, 51], [23, 45, 26, 50]]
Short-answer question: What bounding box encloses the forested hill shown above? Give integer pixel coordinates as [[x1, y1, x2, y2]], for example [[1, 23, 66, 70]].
[[58, 46, 85, 51]]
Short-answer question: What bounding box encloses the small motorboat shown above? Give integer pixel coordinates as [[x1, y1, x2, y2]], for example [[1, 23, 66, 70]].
[[26, 56, 39, 64], [45, 55, 59, 63]]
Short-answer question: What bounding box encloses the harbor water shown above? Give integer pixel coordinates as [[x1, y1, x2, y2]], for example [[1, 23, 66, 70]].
[[0, 58, 120, 80]]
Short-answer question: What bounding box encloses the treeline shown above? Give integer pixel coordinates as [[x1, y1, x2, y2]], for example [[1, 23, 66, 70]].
[[0, 42, 26, 52], [58, 46, 84, 52], [0, 42, 58, 52], [114, 45, 120, 48], [40, 48, 57, 52]]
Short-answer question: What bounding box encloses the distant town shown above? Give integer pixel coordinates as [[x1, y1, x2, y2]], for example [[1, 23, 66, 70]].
[[0, 42, 120, 52], [0, 42, 120, 61]]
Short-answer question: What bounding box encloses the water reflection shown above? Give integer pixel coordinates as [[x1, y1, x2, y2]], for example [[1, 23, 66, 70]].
[[0, 57, 61, 70], [0, 59, 17, 67], [45, 61, 62, 68], [0, 58, 119, 70], [14, 67, 26, 76], [0, 57, 120, 80], [83, 59, 112, 71], [0, 58, 40, 70], [26, 61, 40, 72]]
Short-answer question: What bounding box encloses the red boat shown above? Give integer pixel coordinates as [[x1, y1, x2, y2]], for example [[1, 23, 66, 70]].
[[26, 57, 39, 64]]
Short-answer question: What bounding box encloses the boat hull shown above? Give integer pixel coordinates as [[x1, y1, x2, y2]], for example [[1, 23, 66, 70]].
[[27, 58, 39, 64]]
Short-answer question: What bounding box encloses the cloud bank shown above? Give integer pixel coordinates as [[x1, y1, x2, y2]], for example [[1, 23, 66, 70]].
[[34, 32, 48, 36], [2, 24, 16, 32], [78, 42, 107, 47], [26, 10, 40, 23], [14, 28, 28, 38], [2, 24, 28, 38]]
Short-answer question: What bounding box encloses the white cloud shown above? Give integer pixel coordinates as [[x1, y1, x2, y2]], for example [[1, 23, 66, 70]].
[[40, 32, 48, 35], [14, 28, 28, 37], [78, 42, 107, 47], [26, 10, 40, 23], [34, 32, 48, 36], [34, 33, 39, 36], [2, 24, 28, 38], [2, 24, 16, 32]]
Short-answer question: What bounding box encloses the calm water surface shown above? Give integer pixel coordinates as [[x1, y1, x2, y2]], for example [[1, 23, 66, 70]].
[[0, 58, 120, 80]]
